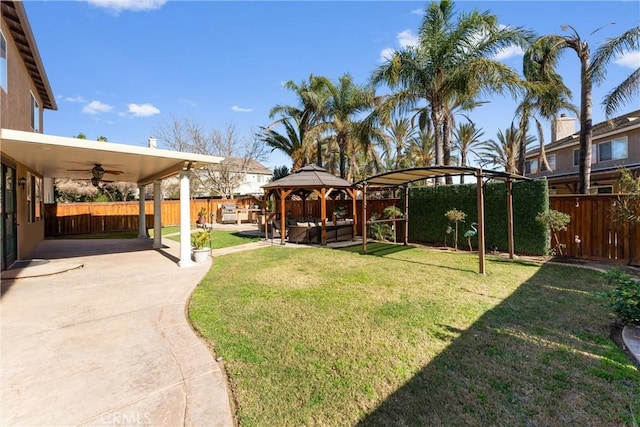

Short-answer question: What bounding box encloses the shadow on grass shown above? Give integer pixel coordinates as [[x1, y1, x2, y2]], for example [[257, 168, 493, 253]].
[[338, 242, 479, 274], [356, 262, 639, 426]]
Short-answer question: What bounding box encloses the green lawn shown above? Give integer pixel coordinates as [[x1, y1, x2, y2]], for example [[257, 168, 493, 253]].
[[166, 229, 261, 249], [189, 243, 639, 426]]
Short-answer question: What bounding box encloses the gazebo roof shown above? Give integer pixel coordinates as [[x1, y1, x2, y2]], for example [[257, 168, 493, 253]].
[[262, 164, 353, 190]]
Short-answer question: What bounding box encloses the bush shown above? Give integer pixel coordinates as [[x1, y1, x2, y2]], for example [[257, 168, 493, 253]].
[[601, 268, 640, 326], [407, 180, 548, 255]]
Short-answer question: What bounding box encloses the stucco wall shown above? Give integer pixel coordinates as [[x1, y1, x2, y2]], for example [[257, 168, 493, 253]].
[[0, 21, 44, 131], [14, 163, 45, 259]]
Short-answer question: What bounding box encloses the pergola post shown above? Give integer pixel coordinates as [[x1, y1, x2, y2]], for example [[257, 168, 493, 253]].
[[477, 171, 486, 275], [153, 180, 162, 249], [362, 183, 368, 253], [137, 183, 147, 238], [404, 185, 409, 246], [263, 189, 269, 241], [507, 178, 515, 259]]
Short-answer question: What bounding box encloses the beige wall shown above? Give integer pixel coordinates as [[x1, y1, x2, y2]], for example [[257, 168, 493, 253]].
[[1, 16, 46, 263], [0, 22, 44, 132]]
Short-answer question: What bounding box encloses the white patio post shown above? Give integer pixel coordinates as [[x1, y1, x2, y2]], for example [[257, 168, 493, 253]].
[[153, 180, 163, 249], [178, 170, 194, 268], [138, 184, 147, 238]]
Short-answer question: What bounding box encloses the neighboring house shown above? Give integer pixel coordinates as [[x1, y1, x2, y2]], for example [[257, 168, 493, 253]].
[[0, 0, 57, 269], [525, 110, 640, 194], [184, 157, 272, 198]]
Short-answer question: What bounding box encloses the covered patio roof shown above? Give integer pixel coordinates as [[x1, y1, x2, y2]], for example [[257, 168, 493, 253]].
[[0, 129, 223, 185]]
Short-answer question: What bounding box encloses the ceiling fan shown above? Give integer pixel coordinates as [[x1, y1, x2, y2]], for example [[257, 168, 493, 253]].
[[67, 164, 124, 187]]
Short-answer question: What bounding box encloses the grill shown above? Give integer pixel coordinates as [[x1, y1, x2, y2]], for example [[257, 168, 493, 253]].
[[221, 204, 237, 224]]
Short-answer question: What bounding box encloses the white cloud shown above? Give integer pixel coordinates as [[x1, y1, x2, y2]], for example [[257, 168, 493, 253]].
[[379, 47, 395, 63], [85, 0, 167, 13], [231, 105, 253, 113], [614, 51, 640, 69], [83, 100, 113, 115], [493, 45, 525, 61], [126, 103, 160, 117], [65, 95, 87, 103], [397, 30, 418, 48], [411, 8, 423, 15]]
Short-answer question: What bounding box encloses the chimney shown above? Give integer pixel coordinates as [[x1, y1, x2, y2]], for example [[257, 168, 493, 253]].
[[148, 136, 157, 148], [551, 114, 577, 142]]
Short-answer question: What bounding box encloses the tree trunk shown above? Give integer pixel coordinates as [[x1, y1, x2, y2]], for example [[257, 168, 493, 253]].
[[431, 106, 444, 185], [443, 115, 453, 184], [578, 49, 593, 194], [517, 107, 529, 175]]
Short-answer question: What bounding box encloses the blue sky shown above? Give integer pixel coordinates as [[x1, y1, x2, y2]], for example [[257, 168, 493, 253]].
[[26, 0, 640, 170]]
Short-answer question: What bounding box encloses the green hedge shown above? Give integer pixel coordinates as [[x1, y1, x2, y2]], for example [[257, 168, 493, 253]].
[[407, 180, 548, 255]]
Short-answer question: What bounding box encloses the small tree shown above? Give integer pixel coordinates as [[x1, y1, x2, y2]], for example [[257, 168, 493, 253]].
[[445, 209, 466, 251], [613, 167, 640, 225], [535, 209, 571, 255], [383, 205, 403, 243]]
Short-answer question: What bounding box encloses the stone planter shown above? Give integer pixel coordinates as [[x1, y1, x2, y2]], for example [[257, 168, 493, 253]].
[[192, 248, 211, 263]]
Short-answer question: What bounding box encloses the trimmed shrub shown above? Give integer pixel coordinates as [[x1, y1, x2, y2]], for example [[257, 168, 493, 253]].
[[407, 180, 548, 255], [601, 268, 640, 326]]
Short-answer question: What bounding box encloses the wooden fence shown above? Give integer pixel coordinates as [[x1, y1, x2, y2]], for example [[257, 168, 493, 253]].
[[44, 195, 639, 265], [549, 194, 639, 265], [44, 198, 400, 237]]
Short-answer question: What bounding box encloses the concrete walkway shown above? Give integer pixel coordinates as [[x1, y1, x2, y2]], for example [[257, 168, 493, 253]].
[[1, 238, 234, 426]]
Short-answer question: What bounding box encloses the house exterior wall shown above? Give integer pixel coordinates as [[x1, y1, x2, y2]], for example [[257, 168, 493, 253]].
[[0, 21, 44, 132], [1, 7, 47, 265], [526, 114, 640, 194]]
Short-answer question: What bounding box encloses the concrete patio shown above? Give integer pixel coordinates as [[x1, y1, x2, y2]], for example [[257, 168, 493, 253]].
[[1, 237, 235, 426]]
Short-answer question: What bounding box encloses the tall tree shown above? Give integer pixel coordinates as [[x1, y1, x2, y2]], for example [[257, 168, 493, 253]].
[[406, 129, 435, 167], [371, 0, 532, 175], [452, 122, 484, 183], [270, 75, 331, 167], [591, 25, 640, 117], [323, 74, 375, 180], [382, 117, 417, 169], [478, 123, 535, 174], [258, 112, 314, 171], [526, 24, 638, 193], [156, 120, 267, 199]]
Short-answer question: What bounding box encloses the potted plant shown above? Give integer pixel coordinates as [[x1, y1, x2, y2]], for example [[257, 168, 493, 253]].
[[191, 230, 212, 262], [196, 207, 207, 225]]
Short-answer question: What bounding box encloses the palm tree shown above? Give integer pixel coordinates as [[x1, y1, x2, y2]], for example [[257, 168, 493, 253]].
[[591, 25, 640, 117], [478, 123, 535, 174], [323, 74, 375, 180], [258, 113, 313, 171], [406, 128, 435, 167], [452, 122, 484, 183], [270, 75, 332, 167], [381, 117, 417, 169], [520, 45, 578, 175], [526, 24, 638, 193], [371, 0, 532, 173]]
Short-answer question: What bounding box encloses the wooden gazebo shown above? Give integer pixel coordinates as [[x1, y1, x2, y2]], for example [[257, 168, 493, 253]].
[[262, 165, 357, 245], [355, 166, 530, 274]]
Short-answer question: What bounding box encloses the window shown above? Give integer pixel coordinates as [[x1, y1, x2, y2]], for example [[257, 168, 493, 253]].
[[598, 137, 627, 162], [590, 185, 613, 195], [0, 30, 6, 91], [540, 154, 556, 172], [31, 94, 40, 132], [573, 145, 598, 166], [525, 159, 538, 174]]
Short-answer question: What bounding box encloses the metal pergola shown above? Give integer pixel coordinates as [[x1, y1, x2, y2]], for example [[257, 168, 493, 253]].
[[355, 166, 531, 275]]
